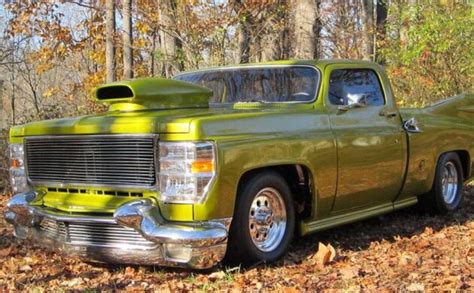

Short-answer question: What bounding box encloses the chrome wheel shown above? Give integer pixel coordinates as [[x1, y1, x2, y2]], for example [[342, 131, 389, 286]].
[[441, 161, 458, 205], [248, 187, 287, 252]]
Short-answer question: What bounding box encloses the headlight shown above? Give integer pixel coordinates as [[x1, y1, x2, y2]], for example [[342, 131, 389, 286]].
[[158, 141, 216, 203], [9, 143, 30, 193]]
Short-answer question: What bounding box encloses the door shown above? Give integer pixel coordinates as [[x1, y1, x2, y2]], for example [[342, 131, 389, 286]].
[[326, 67, 406, 212]]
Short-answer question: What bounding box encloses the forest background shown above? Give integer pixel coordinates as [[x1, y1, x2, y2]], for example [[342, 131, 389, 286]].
[[0, 1, 473, 290], [0, 0, 472, 127], [0, 0, 472, 193]]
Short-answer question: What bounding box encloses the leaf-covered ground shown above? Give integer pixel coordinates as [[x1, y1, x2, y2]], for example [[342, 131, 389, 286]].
[[1, 186, 473, 291]]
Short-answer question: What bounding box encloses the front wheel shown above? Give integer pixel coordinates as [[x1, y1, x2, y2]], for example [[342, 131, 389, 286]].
[[419, 152, 464, 214], [227, 171, 295, 264]]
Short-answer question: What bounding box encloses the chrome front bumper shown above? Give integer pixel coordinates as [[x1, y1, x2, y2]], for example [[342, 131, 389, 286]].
[[4, 192, 231, 269]]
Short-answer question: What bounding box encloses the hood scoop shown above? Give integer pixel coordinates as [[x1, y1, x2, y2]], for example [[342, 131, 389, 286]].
[[95, 77, 212, 111]]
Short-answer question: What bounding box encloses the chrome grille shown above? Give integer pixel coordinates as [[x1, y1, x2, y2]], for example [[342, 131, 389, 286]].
[[68, 222, 157, 249], [39, 219, 157, 249], [25, 135, 156, 188]]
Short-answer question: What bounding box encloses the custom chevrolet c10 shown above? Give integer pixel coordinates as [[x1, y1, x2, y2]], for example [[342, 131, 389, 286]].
[[4, 60, 474, 269]]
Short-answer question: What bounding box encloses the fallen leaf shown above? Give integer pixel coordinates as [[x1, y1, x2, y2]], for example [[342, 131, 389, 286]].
[[61, 278, 83, 287], [406, 283, 424, 291], [19, 265, 32, 272], [424, 227, 433, 235], [125, 266, 135, 275], [399, 254, 412, 266], [417, 239, 431, 249], [313, 242, 337, 266], [208, 271, 226, 281], [0, 246, 12, 257], [339, 267, 359, 279], [328, 244, 336, 261]]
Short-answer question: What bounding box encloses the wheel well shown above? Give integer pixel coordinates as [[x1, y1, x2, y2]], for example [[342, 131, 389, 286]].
[[453, 150, 471, 180], [237, 165, 314, 220]]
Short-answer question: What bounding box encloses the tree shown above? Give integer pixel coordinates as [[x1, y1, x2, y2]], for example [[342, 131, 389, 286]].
[[158, 0, 183, 77], [290, 0, 320, 59], [105, 0, 116, 83], [375, 0, 388, 62], [360, 0, 374, 60], [122, 0, 133, 79], [380, 0, 474, 106], [235, 0, 251, 64]]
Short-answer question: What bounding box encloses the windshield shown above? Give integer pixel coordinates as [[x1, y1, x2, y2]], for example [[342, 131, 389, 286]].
[[174, 66, 320, 104]]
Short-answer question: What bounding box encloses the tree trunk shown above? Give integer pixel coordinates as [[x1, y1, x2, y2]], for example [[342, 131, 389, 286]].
[[148, 31, 157, 76], [122, 0, 133, 79], [237, 23, 251, 63], [260, 0, 290, 61], [0, 80, 5, 129], [290, 0, 320, 59], [9, 51, 15, 125], [105, 0, 116, 83], [158, 0, 181, 77], [361, 0, 374, 61], [375, 0, 388, 62], [234, 0, 251, 64]]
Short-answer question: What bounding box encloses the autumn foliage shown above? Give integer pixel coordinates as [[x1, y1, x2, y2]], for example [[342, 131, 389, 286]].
[[0, 1, 473, 290], [1, 1, 472, 124], [0, 186, 473, 290]]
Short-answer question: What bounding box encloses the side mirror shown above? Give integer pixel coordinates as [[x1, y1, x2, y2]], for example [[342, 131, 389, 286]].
[[404, 117, 422, 133]]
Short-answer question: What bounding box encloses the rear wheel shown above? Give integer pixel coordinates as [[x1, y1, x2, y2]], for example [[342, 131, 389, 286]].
[[227, 171, 295, 264], [419, 152, 464, 214]]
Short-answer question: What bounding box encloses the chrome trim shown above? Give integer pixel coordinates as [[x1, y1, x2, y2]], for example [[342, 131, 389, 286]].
[[249, 187, 287, 252], [24, 134, 159, 191], [404, 117, 422, 133], [24, 134, 158, 140], [114, 200, 228, 246], [174, 64, 322, 105], [4, 192, 230, 269], [441, 161, 459, 205]]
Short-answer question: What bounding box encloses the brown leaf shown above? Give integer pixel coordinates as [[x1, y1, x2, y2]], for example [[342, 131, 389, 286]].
[[0, 246, 13, 257], [399, 254, 411, 266], [417, 239, 431, 249], [313, 242, 337, 266], [124, 266, 135, 275], [340, 267, 359, 279], [406, 283, 424, 291], [328, 244, 336, 262], [208, 271, 226, 281], [19, 265, 32, 272], [424, 227, 434, 235]]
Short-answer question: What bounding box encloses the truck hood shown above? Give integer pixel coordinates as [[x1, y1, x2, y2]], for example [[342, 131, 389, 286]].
[[10, 103, 320, 138], [10, 108, 221, 137]]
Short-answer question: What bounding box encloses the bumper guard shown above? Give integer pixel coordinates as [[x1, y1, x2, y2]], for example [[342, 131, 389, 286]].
[[4, 192, 231, 269]]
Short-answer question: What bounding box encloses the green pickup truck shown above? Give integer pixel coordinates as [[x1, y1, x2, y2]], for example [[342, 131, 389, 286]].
[[5, 60, 474, 269]]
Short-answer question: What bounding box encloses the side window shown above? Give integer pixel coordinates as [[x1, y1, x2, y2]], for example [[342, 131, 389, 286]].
[[328, 69, 385, 106]]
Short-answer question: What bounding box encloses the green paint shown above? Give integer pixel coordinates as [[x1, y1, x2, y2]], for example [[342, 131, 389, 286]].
[[95, 78, 212, 111], [9, 60, 474, 234]]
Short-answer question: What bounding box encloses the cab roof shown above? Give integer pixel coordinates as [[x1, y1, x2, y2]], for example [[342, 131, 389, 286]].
[[176, 59, 379, 76]]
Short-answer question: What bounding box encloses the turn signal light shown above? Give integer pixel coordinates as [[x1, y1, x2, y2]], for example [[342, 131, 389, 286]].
[[191, 160, 214, 173], [11, 159, 22, 168]]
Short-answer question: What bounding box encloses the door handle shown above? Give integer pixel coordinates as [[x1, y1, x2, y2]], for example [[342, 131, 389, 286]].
[[379, 110, 398, 118]]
